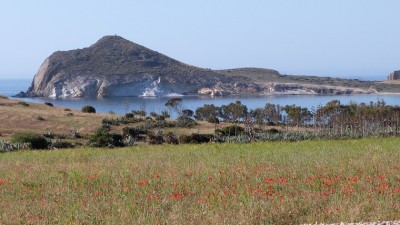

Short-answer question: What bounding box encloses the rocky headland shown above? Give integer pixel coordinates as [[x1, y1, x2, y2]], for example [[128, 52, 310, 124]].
[[16, 36, 400, 98]]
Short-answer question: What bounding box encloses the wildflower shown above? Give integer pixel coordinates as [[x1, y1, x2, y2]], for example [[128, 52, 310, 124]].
[[378, 174, 386, 180], [393, 187, 399, 194], [305, 176, 313, 182], [265, 177, 276, 183], [173, 192, 181, 199], [138, 180, 148, 186], [0, 180, 6, 185]]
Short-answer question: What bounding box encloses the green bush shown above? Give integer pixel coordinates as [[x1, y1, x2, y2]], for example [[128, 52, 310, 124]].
[[132, 110, 146, 117], [147, 132, 164, 145], [176, 116, 197, 128], [266, 128, 281, 134], [81, 105, 96, 113], [217, 125, 245, 137], [89, 128, 124, 147], [44, 102, 54, 107], [179, 133, 213, 144], [50, 141, 74, 149], [102, 116, 144, 126], [10, 134, 48, 149], [122, 127, 147, 140], [207, 117, 220, 124]]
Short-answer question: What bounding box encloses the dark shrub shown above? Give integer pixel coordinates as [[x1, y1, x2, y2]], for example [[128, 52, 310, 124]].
[[64, 108, 71, 111], [81, 105, 96, 113], [164, 132, 178, 144], [176, 116, 197, 128], [89, 128, 124, 147], [66, 113, 74, 117], [11, 134, 48, 149], [266, 128, 281, 134], [155, 115, 165, 121], [110, 133, 124, 147], [44, 102, 54, 107], [161, 110, 170, 118], [122, 127, 147, 140], [217, 125, 245, 137], [132, 110, 146, 117], [125, 113, 134, 119], [18, 101, 29, 107], [147, 132, 164, 145], [150, 112, 158, 118], [179, 133, 213, 144], [182, 109, 194, 117], [50, 141, 74, 149], [207, 117, 220, 124], [36, 116, 45, 121]]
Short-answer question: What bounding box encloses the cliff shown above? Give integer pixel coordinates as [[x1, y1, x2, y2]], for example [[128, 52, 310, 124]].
[[23, 35, 231, 98], [19, 35, 382, 98]]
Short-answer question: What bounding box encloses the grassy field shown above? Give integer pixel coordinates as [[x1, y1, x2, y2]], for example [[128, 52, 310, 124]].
[[1, 138, 400, 224]]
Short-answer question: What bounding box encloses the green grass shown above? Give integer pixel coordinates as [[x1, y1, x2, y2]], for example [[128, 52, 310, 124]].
[[1, 138, 400, 224]]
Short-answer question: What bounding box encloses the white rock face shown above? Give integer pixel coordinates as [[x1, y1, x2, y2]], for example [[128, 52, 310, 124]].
[[198, 82, 376, 96]]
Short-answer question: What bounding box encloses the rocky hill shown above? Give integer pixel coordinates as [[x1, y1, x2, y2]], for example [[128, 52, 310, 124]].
[[22, 36, 232, 98], [17, 36, 400, 98]]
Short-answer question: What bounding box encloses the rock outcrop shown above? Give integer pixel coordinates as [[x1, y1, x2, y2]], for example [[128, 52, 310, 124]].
[[18, 35, 378, 98]]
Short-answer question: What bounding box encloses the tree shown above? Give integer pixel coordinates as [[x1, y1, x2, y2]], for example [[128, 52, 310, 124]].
[[165, 98, 183, 116], [194, 104, 220, 121], [250, 108, 267, 127], [284, 105, 311, 127], [182, 109, 194, 118], [219, 101, 248, 123], [264, 103, 282, 125], [81, 105, 96, 113], [161, 110, 170, 119]]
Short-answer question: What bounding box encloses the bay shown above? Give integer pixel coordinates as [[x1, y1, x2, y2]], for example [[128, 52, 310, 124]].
[[1, 79, 399, 117]]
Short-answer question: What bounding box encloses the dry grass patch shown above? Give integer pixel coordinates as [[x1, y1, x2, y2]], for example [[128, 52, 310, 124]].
[[0, 98, 116, 138]]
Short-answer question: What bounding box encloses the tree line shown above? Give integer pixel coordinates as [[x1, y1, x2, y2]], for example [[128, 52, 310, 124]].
[[167, 98, 400, 139]]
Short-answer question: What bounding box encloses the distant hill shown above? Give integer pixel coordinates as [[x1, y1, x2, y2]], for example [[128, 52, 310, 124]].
[[17, 35, 400, 98]]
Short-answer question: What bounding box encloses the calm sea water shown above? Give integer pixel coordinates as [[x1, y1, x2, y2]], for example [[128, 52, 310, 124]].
[[1, 79, 399, 116]]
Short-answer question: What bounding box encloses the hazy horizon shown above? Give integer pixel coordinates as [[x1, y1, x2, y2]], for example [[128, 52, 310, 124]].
[[1, 0, 399, 79]]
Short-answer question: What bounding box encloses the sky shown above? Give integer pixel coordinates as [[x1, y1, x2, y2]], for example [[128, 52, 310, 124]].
[[0, 0, 399, 80]]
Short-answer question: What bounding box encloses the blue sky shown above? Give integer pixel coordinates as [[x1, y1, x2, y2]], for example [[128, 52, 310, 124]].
[[0, 0, 399, 79]]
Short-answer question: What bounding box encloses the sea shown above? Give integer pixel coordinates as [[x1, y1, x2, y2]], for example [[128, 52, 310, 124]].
[[1, 79, 399, 117]]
